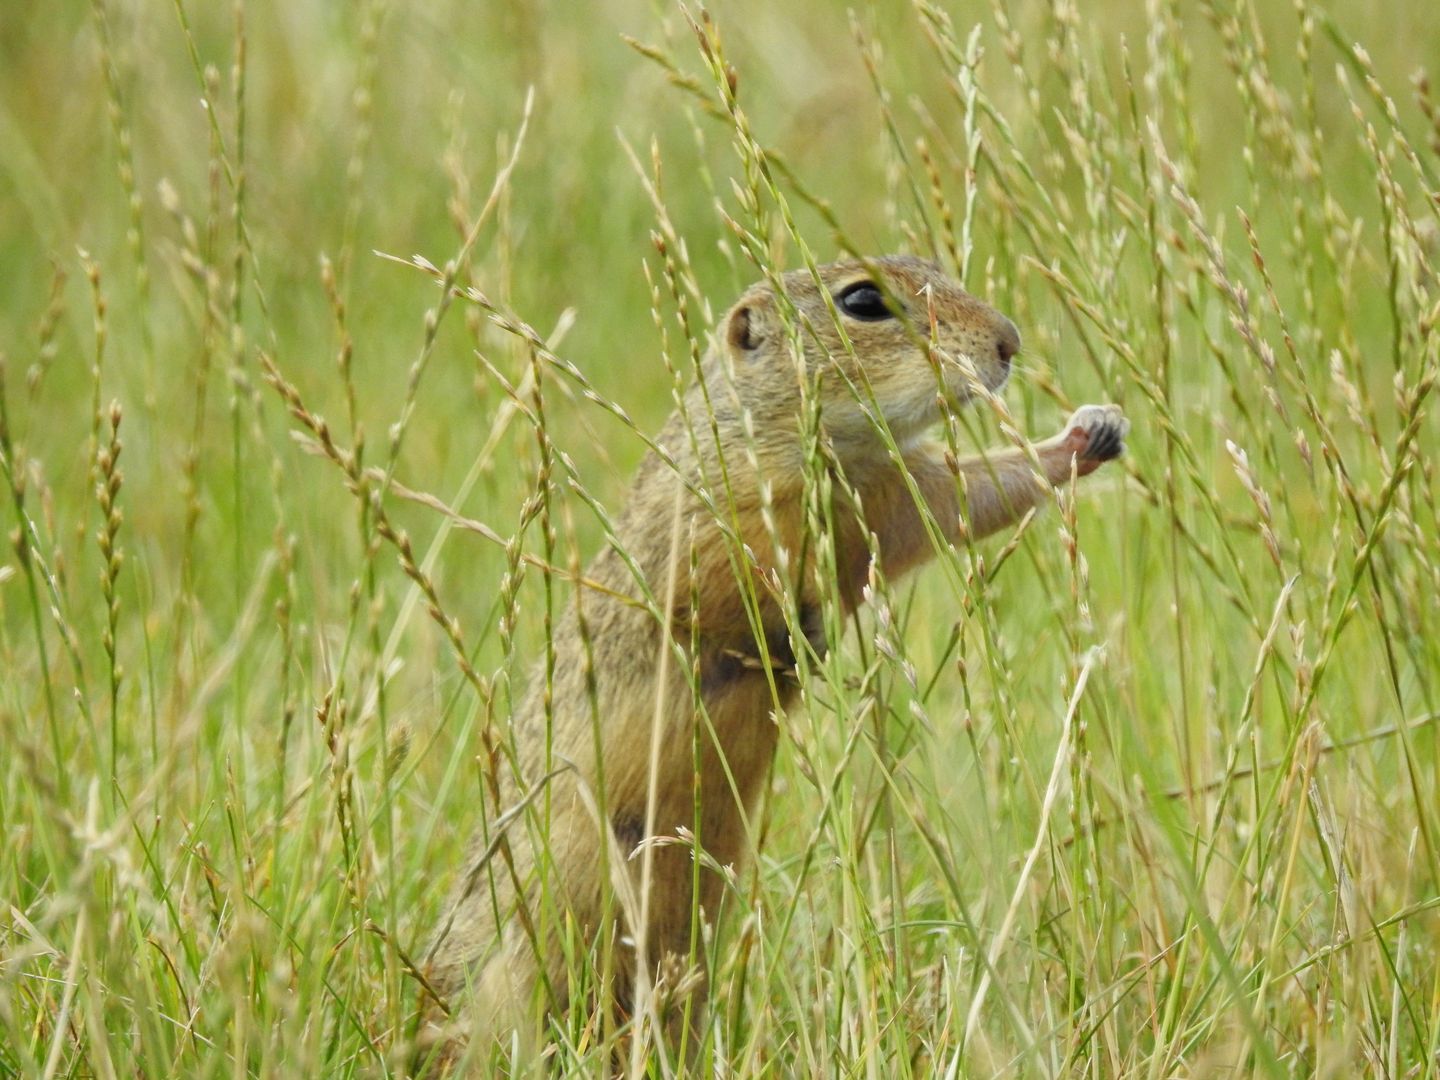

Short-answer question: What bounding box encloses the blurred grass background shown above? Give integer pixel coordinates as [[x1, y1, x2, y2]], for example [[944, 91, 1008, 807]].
[[2, 0, 1439, 1075]]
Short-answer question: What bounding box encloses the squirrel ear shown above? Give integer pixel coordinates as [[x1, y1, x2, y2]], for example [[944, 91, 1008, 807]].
[[725, 299, 770, 355]]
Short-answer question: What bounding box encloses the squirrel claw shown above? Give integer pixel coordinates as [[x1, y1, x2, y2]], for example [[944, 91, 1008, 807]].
[[1059, 404, 1129, 471]]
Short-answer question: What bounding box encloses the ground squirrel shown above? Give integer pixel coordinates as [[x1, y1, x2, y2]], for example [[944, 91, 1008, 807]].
[[420, 254, 1129, 1067]]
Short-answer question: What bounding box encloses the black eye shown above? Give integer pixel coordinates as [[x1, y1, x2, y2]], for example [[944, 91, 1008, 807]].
[[837, 281, 895, 322]]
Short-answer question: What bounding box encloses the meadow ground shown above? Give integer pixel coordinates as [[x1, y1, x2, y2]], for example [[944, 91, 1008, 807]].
[[2, 0, 1439, 1075]]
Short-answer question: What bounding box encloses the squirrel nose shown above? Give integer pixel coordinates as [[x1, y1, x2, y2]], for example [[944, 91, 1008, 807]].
[[996, 316, 1021, 369]]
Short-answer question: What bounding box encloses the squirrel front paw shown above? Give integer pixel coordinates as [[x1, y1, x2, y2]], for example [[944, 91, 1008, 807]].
[[1055, 404, 1129, 476]]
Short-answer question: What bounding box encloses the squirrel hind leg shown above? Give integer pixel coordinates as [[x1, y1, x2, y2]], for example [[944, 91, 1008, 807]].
[[415, 947, 543, 1076]]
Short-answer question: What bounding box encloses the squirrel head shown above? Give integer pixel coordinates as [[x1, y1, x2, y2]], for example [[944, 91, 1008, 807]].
[[718, 255, 1019, 449]]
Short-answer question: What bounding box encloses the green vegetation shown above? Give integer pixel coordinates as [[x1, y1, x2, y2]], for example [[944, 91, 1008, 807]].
[[3, 0, 1439, 1074]]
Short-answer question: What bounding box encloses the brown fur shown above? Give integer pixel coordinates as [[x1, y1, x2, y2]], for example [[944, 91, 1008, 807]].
[[418, 256, 1128, 1068]]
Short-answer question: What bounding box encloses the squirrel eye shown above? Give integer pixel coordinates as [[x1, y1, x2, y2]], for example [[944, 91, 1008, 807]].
[[837, 281, 895, 322]]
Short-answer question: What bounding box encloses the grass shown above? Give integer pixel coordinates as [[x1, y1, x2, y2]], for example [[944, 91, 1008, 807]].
[[2, 0, 1439, 1075]]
